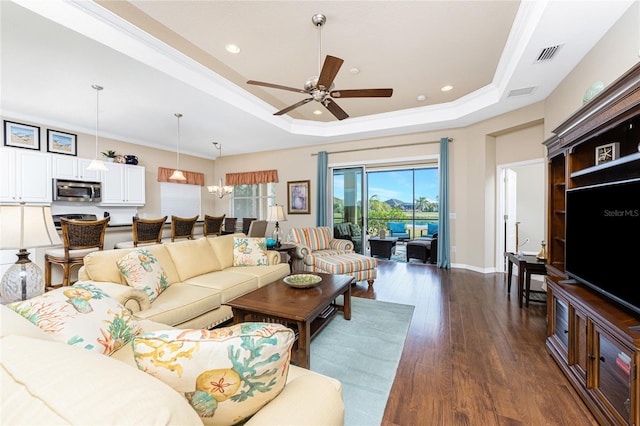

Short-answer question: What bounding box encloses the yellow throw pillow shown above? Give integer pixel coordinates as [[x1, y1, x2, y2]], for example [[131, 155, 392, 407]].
[[116, 249, 169, 302], [132, 323, 294, 425], [7, 283, 141, 355], [233, 237, 268, 266]]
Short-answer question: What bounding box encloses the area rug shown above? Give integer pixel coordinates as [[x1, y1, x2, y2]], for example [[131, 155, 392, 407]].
[[310, 297, 414, 426], [390, 242, 407, 263]]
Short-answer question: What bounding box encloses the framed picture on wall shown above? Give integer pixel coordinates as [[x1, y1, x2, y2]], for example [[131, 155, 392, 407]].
[[47, 129, 77, 156], [3, 120, 40, 150], [287, 180, 311, 214]]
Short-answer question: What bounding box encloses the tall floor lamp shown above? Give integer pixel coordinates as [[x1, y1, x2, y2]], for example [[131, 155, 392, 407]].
[[0, 203, 61, 302]]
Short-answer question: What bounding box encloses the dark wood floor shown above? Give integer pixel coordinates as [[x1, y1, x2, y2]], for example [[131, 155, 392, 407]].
[[351, 259, 598, 426]]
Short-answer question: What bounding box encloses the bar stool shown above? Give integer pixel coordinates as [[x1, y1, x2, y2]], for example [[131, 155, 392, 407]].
[[247, 220, 268, 237], [242, 217, 257, 235], [114, 216, 167, 249], [171, 215, 198, 242], [222, 217, 238, 235], [204, 214, 225, 237], [44, 217, 110, 288]]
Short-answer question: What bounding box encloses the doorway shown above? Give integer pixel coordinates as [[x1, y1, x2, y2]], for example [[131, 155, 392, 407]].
[[496, 159, 546, 272]]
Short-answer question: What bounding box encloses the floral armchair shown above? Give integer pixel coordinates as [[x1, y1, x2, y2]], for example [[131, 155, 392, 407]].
[[287, 227, 354, 272]]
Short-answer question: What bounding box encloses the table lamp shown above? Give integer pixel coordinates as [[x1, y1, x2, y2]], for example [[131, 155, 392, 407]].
[[267, 205, 287, 247], [0, 203, 61, 302]]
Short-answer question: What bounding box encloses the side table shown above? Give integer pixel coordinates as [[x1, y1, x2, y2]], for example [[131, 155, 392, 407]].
[[506, 252, 547, 308], [369, 237, 398, 259], [270, 243, 296, 268]]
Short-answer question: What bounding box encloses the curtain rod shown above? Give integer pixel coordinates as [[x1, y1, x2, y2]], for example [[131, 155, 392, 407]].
[[310, 138, 452, 156]]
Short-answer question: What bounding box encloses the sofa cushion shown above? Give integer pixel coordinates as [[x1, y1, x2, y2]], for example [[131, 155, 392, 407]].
[[116, 249, 169, 302], [227, 264, 291, 288], [427, 222, 439, 237], [1, 304, 51, 340], [132, 323, 295, 426], [166, 238, 222, 281], [184, 270, 259, 303], [233, 237, 268, 266], [83, 244, 181, 285], [7, 283, 141, 355], [208, 233, 243, 269], [1, 335, 203, 425], [132, 282, 222, 327]]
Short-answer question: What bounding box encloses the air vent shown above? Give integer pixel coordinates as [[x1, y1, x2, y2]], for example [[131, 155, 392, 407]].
[[536, 45, 561, 62], [508, 87, 536, 97]]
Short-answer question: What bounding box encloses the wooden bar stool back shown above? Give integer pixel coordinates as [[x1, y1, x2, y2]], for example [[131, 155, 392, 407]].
[[171, 215, 198, 241], [204, 214, 225, 237], [133, 216, 167, 246], [222, 217, 238, 234], [44, 217, 110, 288]]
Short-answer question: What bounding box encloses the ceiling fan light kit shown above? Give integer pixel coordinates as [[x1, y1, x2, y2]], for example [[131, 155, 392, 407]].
[[247, 13, 393, 120]]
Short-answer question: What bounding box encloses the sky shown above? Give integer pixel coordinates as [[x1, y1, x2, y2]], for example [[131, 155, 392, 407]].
[[333, 168, 438, 203]]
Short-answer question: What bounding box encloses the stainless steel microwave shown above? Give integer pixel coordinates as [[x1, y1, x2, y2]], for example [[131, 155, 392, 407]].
[[53, 179, 102, 202]]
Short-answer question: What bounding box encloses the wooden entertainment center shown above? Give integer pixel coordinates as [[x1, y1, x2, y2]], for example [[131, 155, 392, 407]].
[[544, 62, 640, 425]]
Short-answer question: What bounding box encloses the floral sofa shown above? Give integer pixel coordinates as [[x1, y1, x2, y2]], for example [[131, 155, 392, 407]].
[[1, 290, 345, 425], [77, 233, 290, 329]]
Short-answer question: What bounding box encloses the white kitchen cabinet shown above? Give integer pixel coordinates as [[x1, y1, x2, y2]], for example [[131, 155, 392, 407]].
[[100, 162, 145, 206], [0, 148, 52, 204], [51, 155, 101, 181]]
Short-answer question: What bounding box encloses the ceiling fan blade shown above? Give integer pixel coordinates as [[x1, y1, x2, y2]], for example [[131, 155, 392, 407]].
[[274, 98, 314, 116], [330, 88, 393, 98], [317, 55, 344, 90], [247, 80, 308, 94], [322, 98, 349, 121]]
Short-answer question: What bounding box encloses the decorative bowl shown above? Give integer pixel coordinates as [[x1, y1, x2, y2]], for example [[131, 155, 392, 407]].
[[283, 274, 322, 288]]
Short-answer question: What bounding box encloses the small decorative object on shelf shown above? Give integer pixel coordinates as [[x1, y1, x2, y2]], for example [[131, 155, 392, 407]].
[[537, 240, 547, 260], [101, 150, 117, 162], [595, 142, 619, 165]]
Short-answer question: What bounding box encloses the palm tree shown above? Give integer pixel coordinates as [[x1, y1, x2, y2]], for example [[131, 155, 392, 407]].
[[414, 196, 428, 212]]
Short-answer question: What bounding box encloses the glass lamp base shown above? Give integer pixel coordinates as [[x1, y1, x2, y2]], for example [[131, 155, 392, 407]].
[[273, 224, 281, 248], [0, 250, 45, 303]]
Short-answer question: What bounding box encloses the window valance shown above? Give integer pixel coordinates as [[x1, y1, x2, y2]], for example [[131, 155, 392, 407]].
[[225, 169, 279, 185], [157, 167, 205, 186]]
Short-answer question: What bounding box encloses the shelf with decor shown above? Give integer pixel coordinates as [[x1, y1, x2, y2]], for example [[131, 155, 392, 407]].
[[543, 61, 640, 425]]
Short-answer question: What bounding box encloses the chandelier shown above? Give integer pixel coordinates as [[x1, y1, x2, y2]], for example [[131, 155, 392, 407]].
[[207, 142, 233, 198]]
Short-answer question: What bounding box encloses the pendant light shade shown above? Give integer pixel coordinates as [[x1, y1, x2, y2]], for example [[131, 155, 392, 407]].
[[171, 113, 187, 181], [86, 84, 108, 172]]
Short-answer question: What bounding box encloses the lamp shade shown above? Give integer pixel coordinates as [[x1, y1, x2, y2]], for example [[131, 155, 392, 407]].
[[0, 204, 61, 249], [267, 205, 287, 222]]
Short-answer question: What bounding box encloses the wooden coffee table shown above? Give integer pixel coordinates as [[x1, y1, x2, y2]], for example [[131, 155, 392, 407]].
[[226, 272, 353, 369]]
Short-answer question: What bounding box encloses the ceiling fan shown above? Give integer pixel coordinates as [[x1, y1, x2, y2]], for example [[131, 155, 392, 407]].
[[247, 13, 393, 121]]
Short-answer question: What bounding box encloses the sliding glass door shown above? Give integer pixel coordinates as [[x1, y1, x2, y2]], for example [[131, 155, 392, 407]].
[[367, 167, 438, 239], [332, 167, 365, 253]]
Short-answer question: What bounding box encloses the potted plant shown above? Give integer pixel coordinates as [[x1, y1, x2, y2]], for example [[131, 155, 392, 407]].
[[101, 150, 117, 162]]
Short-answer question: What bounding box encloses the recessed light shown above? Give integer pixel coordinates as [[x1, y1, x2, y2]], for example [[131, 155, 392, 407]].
[[313, 110, 323, 115], [350, 67, 360, 74], [417, 94, 426, 102], [441, 85, 453, 92], [225, 44, 240, 54]]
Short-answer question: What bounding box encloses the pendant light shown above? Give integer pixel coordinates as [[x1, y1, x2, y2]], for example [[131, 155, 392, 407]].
[[86, 84, 109, 172], [170, 113, 187, 181]]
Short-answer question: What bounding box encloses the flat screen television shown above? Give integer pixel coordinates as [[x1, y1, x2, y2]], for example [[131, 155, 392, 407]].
[[565, 178, 640, 316]]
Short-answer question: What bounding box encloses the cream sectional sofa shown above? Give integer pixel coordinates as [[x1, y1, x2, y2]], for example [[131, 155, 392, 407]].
[[77, 233, 290, 329], [0, 304, 346, 425]]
